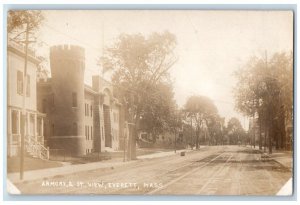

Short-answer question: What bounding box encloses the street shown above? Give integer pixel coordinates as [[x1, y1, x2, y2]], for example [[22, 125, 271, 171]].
[[14, 146, 291, 195]]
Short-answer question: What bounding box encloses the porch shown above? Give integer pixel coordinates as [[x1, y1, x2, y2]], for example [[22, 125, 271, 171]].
[[7, 107, 49, 159]]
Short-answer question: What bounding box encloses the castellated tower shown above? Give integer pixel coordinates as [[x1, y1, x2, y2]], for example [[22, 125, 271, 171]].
[[49, 45, 85, 156]]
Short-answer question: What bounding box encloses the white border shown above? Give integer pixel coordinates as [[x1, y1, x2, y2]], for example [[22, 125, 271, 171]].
[[1, 1, 299, 205]]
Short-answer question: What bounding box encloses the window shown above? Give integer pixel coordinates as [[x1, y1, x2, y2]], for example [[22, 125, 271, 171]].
[[85, 126, 87, 140], [49, 94, 54, 107], [37, 118, 42, 136], [42, 99, 47, 113], [87, 126, 89, 140], [86, 104, 89, 116], [90, 105, 93, 117], [26, 75, 30, 97], [73, 123, 77, 135], [30, 115, 35, 136], [12, 110, 19, 134], [17, 71, 23, 95], [91, 126, 93, 140], [51, 124, 55, 136], [72, 92, 77, 107]]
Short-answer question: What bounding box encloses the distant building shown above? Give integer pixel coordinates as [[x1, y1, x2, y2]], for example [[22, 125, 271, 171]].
[[7, 40, 48, 158], [37, 45, 124, 156]]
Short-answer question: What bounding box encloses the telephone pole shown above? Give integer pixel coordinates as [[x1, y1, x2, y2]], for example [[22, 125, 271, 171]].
[[20, 22, 30, 180]]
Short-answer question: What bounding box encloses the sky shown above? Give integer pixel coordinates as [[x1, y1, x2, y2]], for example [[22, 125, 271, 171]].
[[35, 10, 293, 129]]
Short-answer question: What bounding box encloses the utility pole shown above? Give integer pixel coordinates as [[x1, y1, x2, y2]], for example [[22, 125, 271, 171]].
[[190, 117, 193, 150], [123, 121, 127, 162], [265, 50, 272, 154], [174, 128, 177, 153], [20, 22, 30, 180], [253, 117, 255, 149]]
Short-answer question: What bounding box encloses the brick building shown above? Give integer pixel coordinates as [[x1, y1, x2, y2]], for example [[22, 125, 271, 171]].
[[37, 45, 124, 157]]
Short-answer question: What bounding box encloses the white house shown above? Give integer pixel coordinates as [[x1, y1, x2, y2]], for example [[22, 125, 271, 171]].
[[7, 40, 48, 159]]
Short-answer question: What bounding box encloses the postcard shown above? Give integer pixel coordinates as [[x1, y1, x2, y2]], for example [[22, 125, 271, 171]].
[[6, 9, 293, 196]]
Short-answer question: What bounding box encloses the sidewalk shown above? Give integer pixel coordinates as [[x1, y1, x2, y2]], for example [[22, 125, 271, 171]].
[[138, 148, 193, 159], [248, 145, 293, 170], [7, 148, 193, 184]]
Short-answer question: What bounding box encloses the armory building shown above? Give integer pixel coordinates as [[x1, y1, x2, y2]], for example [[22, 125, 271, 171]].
[[37, 44, 125, 157], [8, 42, 125, 159]]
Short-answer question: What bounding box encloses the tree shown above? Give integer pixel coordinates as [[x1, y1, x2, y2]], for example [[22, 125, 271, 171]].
[[207, 116, 225, 145], [184, 95, 218, 149], [139, 82, 177, 143], [234, 51, 293, 153], [8, 10, 44, 40], [226, 117, 245, 145], [100, 31, 178, 159]]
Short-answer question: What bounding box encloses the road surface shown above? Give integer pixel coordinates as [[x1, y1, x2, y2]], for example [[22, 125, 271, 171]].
[[14, 145, 292, 195]]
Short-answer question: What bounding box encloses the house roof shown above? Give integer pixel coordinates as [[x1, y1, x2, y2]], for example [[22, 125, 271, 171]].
[[8, 40, 42, 65]]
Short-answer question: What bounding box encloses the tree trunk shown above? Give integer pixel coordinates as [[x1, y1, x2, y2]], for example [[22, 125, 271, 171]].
[[264, 119, 267, 152], [268, 121, 272, 154], [282, 111, 287, 150], [275, 129, 279, 150], [127, 124, 132, 159], [129, 115, 140, 160], [130, 125, 137, 160], [196, 133, 199, 149], [259, 115, 262, 150]]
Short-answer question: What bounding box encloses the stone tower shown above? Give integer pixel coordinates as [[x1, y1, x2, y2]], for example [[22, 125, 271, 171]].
[[49, 45, 85, 156]]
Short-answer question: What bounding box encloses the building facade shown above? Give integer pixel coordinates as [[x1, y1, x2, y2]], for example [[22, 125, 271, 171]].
[[37, 45, 124, 157], [7, 40, 47, 159]]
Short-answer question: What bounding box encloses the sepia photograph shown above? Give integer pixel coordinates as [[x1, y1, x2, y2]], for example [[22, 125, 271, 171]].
[[6, 9, 294, 196]]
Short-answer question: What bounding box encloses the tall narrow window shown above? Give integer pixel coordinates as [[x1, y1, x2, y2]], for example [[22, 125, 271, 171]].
[[86, 104, 89, 116], [26, 75, 30, 97], [42, 99, 47, 113], [37, 118, 42, 136], [72, 92, 77, 107], [30, 115, 35, 136], [51, 124, 55, 136], [91, 126, 93, 140], [17, 71, 23, 95], [85, 126, 87, 140], [87, 126, 89, 140], [73, 123, 77, 135], [90, 105, 93, 117], [12, 110, 19, 134]]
